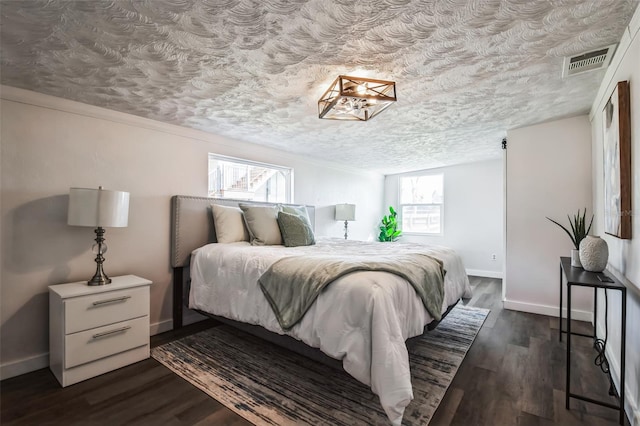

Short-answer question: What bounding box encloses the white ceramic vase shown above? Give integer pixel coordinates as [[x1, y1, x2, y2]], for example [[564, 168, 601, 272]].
[[579, 236, 609, 272], [570, 249, 582, 268]]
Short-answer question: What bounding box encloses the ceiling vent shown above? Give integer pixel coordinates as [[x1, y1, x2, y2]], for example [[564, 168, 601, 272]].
[[562, 44, 617, 78]]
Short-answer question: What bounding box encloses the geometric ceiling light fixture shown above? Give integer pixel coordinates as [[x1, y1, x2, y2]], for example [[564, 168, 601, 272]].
[[318, 75, 396, 121]]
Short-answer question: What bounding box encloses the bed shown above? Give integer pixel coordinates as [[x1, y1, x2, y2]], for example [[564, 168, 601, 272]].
[[170, 195, 472, 425]]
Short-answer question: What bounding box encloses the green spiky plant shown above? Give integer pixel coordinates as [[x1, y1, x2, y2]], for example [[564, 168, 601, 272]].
[[546, 208, 593, 249], [378, 206, 402, 242]]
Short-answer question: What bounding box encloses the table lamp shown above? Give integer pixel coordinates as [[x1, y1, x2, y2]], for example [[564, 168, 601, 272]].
[[335, 203, 356, 240], [68, 186, 130, 285]]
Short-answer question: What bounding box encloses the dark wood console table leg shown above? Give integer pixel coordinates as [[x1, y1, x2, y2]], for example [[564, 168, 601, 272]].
[[566, 282, 572, 409], [594, 287, 598, 338], [620, 289, 626, 425], [559, 264, 563, 342]]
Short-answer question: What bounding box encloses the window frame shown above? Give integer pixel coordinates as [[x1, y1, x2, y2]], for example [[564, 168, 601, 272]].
[[398, 172, 444, 236], [208, 153, 294, 203]]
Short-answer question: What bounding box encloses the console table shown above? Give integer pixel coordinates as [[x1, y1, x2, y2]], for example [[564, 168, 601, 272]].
[[559, 256, 626, 425]]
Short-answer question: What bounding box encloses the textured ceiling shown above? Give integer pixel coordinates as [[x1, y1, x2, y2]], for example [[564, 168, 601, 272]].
[[1, 0, 638, 174]]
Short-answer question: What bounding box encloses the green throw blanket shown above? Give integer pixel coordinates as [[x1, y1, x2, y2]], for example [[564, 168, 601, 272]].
[[258, 253, 445, 331]]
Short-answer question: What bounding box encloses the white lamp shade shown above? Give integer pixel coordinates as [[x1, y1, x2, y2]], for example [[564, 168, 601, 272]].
[[68, 187, 130, 227], [335, 203, 356, 221]]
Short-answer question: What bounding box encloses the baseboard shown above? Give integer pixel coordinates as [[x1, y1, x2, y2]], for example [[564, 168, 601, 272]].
[[0, 352, 48, 381], [596, 322, 639, 426], [2, 317, 193, 381], [503, 299, 592, 322], [151, 310, 207, 334], [150, 319, 173, 336], [466, 269, 503, 279]]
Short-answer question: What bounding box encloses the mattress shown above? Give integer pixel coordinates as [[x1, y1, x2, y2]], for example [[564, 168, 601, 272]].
[[189, 237, 472, 425]]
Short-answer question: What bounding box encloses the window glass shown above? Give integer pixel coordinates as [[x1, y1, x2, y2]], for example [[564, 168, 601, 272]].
[[399, 174, 443, 234], [208, 154, 292, 203]]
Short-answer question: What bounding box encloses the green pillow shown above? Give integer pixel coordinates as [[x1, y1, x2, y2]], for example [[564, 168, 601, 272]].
[[281, 205, 311, 224], [277, 211, 316, 247]]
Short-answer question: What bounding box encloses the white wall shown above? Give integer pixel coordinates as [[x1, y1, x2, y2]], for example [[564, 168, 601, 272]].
[[0, 87, 385, 379], [590, 7, 640, 423], [505, 115, 593, 320], [384, 159, 504, 278]]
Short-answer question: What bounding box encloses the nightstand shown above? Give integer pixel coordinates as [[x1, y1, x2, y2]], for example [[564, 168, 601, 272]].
[[49, 275, 152, 387]]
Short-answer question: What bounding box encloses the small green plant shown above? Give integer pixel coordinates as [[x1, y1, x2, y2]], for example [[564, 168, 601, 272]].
[[546, 208, 593, 250], [378, 206, 402, 242]]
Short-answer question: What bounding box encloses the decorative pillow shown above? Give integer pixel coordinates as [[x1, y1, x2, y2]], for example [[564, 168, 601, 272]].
[[211, 204, 249, 243], [277, 211, 316, 247], [239, 204, 283, 245], [281, 205, 311, 224]]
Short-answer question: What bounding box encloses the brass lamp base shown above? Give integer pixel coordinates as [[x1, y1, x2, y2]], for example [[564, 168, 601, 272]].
[[88, 267, 112, 286], [88, 226, 112, 286]]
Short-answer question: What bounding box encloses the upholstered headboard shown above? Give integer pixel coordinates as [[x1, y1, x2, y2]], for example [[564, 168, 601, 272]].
[[170, 195, 316, 268]]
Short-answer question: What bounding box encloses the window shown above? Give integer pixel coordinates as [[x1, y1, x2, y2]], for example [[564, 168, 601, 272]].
[[208, 154, 292, 203], [399, 174, 443, 234]]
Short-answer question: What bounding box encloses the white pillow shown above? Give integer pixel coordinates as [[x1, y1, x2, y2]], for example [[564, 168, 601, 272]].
[[239, 204, 283, 246], [211, 204, 249, 243]]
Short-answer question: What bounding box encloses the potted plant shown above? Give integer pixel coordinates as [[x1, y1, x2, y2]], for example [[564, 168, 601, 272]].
[[378, 206, 402, 242], [546, 208, 593, 267]]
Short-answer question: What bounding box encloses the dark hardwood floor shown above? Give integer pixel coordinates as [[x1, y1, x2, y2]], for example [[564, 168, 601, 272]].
[[1, 277, 627, 425]]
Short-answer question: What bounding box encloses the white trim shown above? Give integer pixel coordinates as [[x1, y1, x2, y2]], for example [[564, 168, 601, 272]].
[[630, 2, 640, 37], [501, 147, 508, 302], [503, 299, 592, 322], [0, 352, 48, 380], [596, 321, 639, 426], [466, 269, 503, 279], [150, 310, 207, 335], [150, 319, 173, 336], [0, 313, 207, 380], [589, 4, 640, 121], [0, 85, 381, 180], [209, 153, 291, 173]]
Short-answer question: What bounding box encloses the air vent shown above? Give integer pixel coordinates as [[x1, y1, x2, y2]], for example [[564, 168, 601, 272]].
[[562, 44, 617, 78]]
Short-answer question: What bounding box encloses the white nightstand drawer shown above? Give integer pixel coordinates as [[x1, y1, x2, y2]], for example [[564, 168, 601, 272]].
[[65, 286, 149, 334], [65, 316, 149, 369]]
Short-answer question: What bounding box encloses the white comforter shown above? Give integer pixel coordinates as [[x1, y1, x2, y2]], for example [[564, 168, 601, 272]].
[[189, 237, 472, 425]]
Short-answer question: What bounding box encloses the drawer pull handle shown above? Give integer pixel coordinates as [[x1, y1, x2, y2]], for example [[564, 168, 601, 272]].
[[92, 295, 131, 306], [92, 326, 131, 339]]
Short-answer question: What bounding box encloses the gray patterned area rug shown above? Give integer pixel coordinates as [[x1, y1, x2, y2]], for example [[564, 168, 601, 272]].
[[152, 305, 488, 425]]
